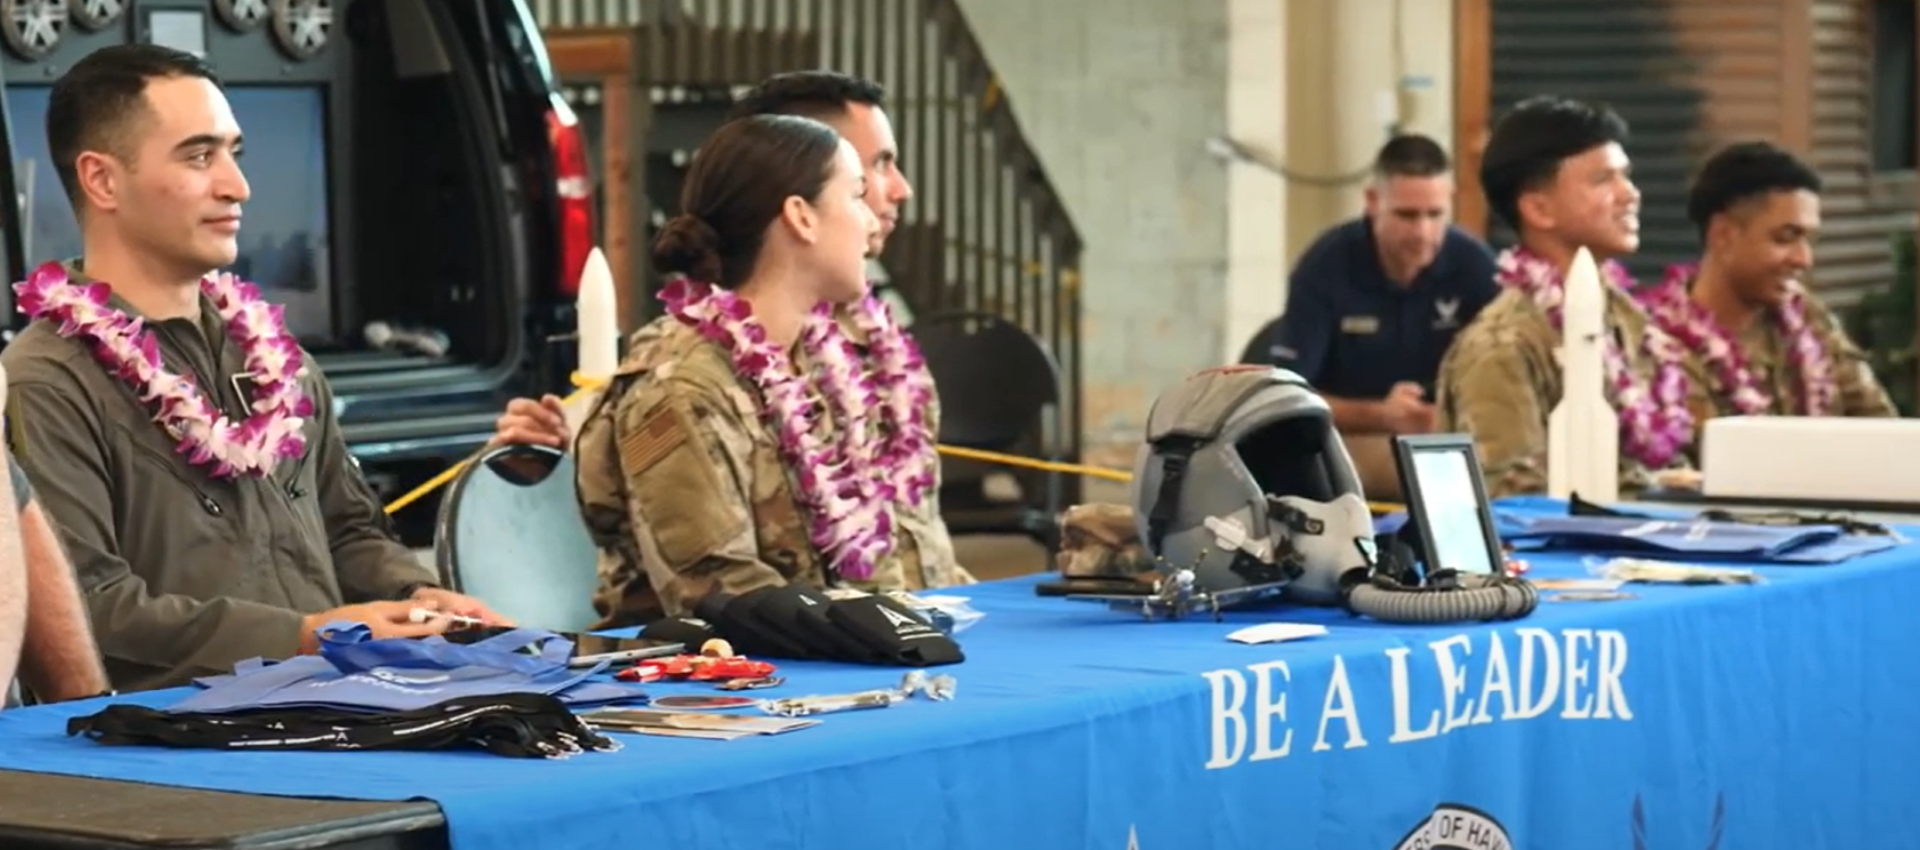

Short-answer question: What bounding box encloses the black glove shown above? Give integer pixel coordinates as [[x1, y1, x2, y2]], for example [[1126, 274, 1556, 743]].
[[691, 586, 964, 667], [637, 616, 717, 649], [753, 585, 889, 662], [694, 589, 818, 659], [825, 593, 964, 667]]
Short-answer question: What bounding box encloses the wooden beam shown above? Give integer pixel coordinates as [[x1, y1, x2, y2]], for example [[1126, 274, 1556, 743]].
[[543, 26, 648, 334], [1778, 0, 1816, 154], [1452, 0, 1492, 238], [544, 28, 639, 78], [599, 73, 637, 335]]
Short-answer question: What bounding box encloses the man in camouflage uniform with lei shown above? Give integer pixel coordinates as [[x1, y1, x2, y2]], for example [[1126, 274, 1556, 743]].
[[1434, 96, 1697, 498], [1633, 141, 1894, 464]]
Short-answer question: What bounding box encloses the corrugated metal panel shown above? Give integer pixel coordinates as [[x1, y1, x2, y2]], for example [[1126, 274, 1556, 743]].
[[1489, 0, 1709, 286], [531, 0, 666, 27], [1806, 0, 1917, 304]]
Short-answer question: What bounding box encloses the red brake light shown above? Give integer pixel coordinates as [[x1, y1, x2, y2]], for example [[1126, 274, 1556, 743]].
[[546, 100, 594, 298]]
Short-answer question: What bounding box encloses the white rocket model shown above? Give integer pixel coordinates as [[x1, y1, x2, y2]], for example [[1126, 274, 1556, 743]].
[[1546, 246, 1619, 502], [563, 247, 619, 438]]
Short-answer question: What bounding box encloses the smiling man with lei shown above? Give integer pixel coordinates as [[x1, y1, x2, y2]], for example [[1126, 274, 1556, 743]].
[[1434, 96, 1697, 499], [0, 46, 505, 693], [1632, 141, 1895, 462], [576, 112, 970, 627]]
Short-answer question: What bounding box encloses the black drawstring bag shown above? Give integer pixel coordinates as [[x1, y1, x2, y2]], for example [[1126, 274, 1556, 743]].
[[1568, 492, 1899, 537], [67, 692, 620, 759]]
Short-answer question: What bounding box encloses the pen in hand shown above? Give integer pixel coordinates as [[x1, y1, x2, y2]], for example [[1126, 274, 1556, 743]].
[[407, 607, 487, 629]]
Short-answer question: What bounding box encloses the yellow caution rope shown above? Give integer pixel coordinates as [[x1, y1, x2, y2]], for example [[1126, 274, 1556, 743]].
[[380, 372, 601, 515], [382, 373, 1407, 516]]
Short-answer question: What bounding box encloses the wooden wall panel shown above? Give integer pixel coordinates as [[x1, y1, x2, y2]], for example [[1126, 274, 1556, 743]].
[[1481, 0, 1709, 283], [1804, 0, 1918, 303], [1457, 0, 1915, 303], [1666, 1, 1788, 140], [1454, 0, 1492, 238]]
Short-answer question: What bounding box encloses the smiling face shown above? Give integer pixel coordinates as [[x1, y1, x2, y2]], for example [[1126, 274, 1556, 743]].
[[75, 74, 249, 278], [1708, 189, 1821, 309], [1518, 142, 1641, 260]]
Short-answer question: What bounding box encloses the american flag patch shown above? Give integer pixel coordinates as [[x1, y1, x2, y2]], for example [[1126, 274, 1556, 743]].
[[620, 407, 690, 474]]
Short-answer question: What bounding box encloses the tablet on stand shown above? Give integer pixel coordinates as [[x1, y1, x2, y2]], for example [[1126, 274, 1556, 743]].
[[1389, 433, 1506, 582]]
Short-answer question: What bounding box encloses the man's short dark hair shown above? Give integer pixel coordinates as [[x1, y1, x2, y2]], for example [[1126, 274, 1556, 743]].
[[728, 70, 886, 123], [1685, 141, 1823, 239], [1480, 95, 1631, 231], [1374, 134, 1450, 179], [47, 44, 221, 210]]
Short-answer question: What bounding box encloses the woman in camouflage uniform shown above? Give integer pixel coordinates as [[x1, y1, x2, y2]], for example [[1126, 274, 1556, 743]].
[[575, 114, 968, 625]]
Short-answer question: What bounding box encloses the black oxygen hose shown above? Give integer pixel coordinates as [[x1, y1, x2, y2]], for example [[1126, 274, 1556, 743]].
[[1342, 570, 1540, 624]]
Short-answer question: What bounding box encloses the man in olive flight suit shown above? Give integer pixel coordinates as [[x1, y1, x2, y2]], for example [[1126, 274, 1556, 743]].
[[3, 45, 504, 692]]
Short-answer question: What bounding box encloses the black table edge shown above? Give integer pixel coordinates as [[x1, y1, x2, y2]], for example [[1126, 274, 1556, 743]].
[[0, 769, 448, 850]]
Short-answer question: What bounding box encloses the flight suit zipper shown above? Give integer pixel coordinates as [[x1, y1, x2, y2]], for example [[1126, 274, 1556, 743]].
[[279, 447, 312, 502], [127, 438, 224, 518]]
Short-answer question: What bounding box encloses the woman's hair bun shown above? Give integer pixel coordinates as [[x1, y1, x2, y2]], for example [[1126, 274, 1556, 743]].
[[651, 214, 723, 282]]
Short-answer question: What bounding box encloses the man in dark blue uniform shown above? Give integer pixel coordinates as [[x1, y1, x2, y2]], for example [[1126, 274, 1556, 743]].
[[1242, 135, 1498, 438]]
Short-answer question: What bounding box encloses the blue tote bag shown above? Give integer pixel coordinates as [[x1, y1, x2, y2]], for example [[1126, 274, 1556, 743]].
[[170, 623, 646, 714], [1503, 516, 1896, 564]]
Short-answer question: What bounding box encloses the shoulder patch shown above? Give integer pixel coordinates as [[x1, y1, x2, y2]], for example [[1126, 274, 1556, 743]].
[[619, 404, 691, 475]]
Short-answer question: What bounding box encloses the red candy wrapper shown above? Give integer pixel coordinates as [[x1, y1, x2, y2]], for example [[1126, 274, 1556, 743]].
[[615, 654, 777, 683]]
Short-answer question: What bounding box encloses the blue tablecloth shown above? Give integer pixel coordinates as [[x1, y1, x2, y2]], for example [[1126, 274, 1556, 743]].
[[1, 499, 1917, 849]]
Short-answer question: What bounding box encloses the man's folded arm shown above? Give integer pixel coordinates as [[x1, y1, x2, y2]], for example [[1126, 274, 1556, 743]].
[[14, 503, 110, 701]]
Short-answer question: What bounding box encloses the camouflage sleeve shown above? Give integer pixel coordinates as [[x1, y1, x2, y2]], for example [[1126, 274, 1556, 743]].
[[1678, 351, 1718, 465], [1811, 303, 1898, 418], [1436, 324, 1552, 499], [610, 377, 787, 616]]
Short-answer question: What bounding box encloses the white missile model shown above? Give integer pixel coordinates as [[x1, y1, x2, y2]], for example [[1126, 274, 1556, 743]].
[[563, 247, 619, 438], [1546, 246, 1619, 502]]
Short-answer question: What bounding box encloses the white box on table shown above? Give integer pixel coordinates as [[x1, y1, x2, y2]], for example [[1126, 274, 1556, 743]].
[[1701, 415, 1920, 504]]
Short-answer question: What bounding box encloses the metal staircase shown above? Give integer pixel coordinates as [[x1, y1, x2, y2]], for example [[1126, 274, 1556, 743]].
[[534, 0, 1086, 512]]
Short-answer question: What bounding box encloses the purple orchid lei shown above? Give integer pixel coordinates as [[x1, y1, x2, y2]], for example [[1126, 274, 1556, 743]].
[[659, 277, 937, 581], [13, 260, 313, 478], [1494, 247, 1693, 469], [1635, 264, 1772, 416], [1774, 282, 1838, 415], [1636, 263, 1836, 416]]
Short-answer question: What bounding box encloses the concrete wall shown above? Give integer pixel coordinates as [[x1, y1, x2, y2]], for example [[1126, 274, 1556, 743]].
[[1277, 0, 1458, 268], [953, 0, 1232, 454], [958, 0, 1457, 457]]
